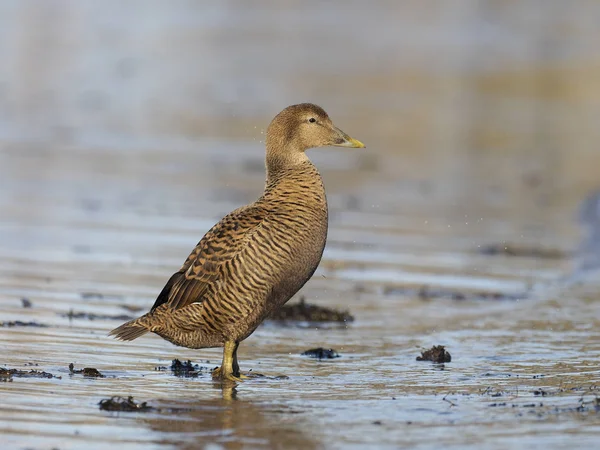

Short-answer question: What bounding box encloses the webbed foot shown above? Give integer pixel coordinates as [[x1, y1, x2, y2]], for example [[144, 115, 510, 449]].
[[211, 366, 246, 382]]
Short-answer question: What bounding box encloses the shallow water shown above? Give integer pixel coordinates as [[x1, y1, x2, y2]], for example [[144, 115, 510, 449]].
[[2, 2, 600, 450]]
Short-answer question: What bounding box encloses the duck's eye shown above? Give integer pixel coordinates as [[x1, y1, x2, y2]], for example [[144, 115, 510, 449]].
[[308, 117, 316, 123]]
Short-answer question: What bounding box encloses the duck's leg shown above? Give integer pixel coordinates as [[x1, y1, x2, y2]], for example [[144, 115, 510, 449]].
[[232, 343, 249, 379], [212, 341, 245, 382]]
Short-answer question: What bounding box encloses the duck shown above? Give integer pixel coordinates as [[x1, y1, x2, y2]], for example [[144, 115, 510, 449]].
[[110, 103, 365, 382]]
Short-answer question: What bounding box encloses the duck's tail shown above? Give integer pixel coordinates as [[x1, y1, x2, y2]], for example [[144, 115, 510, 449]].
[[109, 317, 150, 341]]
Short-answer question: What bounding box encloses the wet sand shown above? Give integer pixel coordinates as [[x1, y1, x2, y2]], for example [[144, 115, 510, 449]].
[[2, 2, 600, 449], [2, 136, 599, 449]]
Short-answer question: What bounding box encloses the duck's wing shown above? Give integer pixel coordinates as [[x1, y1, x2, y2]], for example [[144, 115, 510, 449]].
[[151, 205, 270, 311]]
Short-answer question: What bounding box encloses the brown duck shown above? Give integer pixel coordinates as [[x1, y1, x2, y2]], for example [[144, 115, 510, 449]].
[[110, 103, 365, 382]]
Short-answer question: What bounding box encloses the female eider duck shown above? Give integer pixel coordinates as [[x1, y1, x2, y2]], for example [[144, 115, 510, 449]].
[[110, 103, 365, 382]]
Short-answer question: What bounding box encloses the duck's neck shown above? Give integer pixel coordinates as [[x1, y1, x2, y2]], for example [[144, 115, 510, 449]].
[[265, 144, 310, 184]]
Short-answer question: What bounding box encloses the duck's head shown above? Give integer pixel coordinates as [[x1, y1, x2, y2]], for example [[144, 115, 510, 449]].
[[266, 103, 365, 153]]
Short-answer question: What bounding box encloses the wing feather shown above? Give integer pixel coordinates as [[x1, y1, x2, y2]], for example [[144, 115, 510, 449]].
[[151, 205, 269, 311]]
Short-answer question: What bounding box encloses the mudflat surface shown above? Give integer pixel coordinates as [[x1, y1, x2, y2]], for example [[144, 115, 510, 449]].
[[1, 2, 600, 449]]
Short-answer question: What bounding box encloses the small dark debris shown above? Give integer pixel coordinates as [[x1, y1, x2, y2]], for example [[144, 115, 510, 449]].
[[63, 309, 134, 321], [533, 389, 548, 397], [21, 298, 32, 308], [0, 371, 12, 382], [478, 244, 566, 260], [442, 394, 458, 407], [488, 402, 545, 410], [69, 363, 105, 378], [384, 285, 524, 302], [372, 420, 382, 425], [481, 386, 506, 397], [155, 359, 206, 377], [416, 345, 451, 363], [0, 367, 60, 379], [482, 372, 513, 378], [98, 396, 154, 412], [81, 292, 104, 300], [83, 368, 103, 377], [269, 296, 354, 323], [0, 321, 49, 328], [301, 348, 341, 359], [578, 397, 600, 413], [243, 370, 265, 378]]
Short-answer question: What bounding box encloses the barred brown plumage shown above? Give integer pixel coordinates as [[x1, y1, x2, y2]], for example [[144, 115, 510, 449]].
[[109, 103, 365, 382]]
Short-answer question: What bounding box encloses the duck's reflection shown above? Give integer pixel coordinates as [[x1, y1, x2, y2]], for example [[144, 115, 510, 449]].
[[142, 383, 319, 450]]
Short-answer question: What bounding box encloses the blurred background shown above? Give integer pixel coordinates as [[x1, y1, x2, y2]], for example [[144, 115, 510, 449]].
[[1, 1, 599, 202], [1, 2, 600, 449], [2, 1, 600, 209]]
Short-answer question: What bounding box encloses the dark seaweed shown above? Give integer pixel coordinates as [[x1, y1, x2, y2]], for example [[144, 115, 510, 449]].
[[0, 367, 60, 379], [98, 396, 154, 412], [383, 285, 524, 301], [269, 296, 354, 323], [417, 345, 451, 363], [301, 348, 341, 359], [69, 363, 105, 378], [63, 309, 134, 321], [155, 359, 207, 377], [478, 244, 567, 259], [0, 321, 49, 328]]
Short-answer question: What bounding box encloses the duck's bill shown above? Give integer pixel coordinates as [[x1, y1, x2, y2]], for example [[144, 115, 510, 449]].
[[331, 127, 366, 148]]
